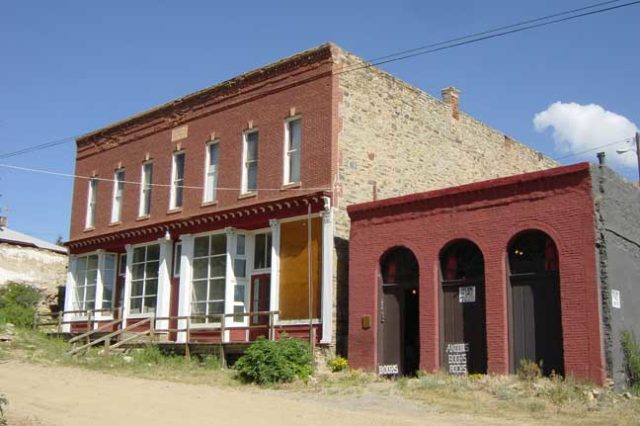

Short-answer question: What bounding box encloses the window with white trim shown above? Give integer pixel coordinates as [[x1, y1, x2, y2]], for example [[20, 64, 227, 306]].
[[101, 254, 117, 309], [139, 162, 153, 217], [204, 141, 219, 203], [74, 254, 98, 311], [130, 244, 159, 314], [85, 178, 98, 228], [233, 235, 247, 322], [241, 130, 258, 193], [254, 233, 272, 270], [111, 169, 125, 223], [192, 234, 226, 323], [173, 242, 182, 278], [284, 118, 301, 184], [170, 152, 185, 209]]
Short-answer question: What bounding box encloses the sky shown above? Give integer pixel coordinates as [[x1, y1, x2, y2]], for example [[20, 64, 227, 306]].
[[1, 0, 639, 243]]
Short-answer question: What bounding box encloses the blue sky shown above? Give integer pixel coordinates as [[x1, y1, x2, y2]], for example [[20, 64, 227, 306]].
[[1, 0, 638, 242]]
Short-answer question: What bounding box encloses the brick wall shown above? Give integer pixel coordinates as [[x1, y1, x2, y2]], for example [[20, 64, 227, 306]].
[[347, 164, 605, 384]]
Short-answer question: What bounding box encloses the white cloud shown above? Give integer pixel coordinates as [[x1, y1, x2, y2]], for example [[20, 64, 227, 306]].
[[533, 102, 638, 168]]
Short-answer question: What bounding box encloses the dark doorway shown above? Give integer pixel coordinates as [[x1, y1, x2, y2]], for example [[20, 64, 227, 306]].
[[509, 230, 564, 376], [378, 247, 419, 376], [440, 240, 487, 375], [250, 274, 271, 341]]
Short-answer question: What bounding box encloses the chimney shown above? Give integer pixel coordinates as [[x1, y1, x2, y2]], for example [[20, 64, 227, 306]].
[[441, 87, 461, 120], [0, 216, 6, 229], [597, 151, 606, 166]]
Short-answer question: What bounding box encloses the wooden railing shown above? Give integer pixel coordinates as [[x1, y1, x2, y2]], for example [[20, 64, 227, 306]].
[[34, 308, 119, 334]]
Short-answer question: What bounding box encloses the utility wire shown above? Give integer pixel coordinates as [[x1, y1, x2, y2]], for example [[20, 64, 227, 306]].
[[554, 137, 633, 161], [0, 135, 77, 160], [0, 162, 331, 192], [336, 0, 640, 75]]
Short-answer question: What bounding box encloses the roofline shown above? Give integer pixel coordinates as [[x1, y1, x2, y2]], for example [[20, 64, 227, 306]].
[[347, 162, 591, 217], [76, 42, 338, 144], [0, 238, 67, 254]]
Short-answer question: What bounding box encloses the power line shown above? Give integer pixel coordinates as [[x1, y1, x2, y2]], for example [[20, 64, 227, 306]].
[[0, 162, 331, 192], [336, 0, 640, 75], [0, 135, 77, 160], [554, 137, 633, 161]]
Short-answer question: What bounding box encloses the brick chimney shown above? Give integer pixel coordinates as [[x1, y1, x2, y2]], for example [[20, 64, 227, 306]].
[[441, 87, 461, 121]]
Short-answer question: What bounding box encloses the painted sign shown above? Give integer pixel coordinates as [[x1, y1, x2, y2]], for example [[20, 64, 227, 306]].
[[378, 364, 399, 375], [458, 286, 476, 303], [612, 289, 621, 309], [446, 343, 469, 375]]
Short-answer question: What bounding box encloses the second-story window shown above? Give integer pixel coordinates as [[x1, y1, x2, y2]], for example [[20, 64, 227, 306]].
[[242, 130, 258, 194], [85, 178, 98, 229], [170, 152, 185, 209], [284, 118, 301, 184], [110, 169, 125, 223], [139, 162, 153, 217], [204, 142, 219, 203]]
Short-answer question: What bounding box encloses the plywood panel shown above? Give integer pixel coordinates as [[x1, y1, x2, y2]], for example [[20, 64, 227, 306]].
[[279, 218, 322, 320]]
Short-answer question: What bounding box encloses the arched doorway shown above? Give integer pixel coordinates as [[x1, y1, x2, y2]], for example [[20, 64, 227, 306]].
[[378, 247, 419, 376], [440, 240, 487, 375], [508, 230, 564, 376]]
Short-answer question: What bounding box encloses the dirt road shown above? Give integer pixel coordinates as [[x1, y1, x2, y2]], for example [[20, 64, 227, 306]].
[[0, 361, 519, 426]]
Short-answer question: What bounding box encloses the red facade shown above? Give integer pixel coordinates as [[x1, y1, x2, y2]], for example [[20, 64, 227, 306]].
[[347, 163, 605, 384]]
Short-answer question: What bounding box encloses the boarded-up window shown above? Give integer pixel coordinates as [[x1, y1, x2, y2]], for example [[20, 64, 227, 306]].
[[279, 217, 322, 320]]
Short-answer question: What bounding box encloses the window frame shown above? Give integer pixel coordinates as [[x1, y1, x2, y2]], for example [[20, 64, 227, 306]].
[[110, 169, 125, 223], [241, 130, 259, 194], [283, 117, 302, 185], [85, 178, 98, 229], [203, 140, 219, 203], [169, 151, 185, 210], [138, 161, 153, 217], [191, 232, 227, 325], [74, 253, 99, 312], [128, 242, 160, 317]]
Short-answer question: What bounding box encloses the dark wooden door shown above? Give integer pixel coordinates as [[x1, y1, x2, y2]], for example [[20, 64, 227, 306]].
[[379, 282, 402, 376], [511, 273, 564, 376], [250, 274, 271, 341], [442, 282, 487, 374]]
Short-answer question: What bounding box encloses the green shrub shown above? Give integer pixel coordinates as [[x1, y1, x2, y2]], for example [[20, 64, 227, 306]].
[[517, 359, 542, 382], [0, 283, 41, 328], [620, 330, 640, 393], [234, 336, 312, 385], [327, 356, 349, 372]]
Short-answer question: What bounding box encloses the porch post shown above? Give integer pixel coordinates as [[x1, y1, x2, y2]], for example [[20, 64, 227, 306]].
[[176, 234, 194, 344], [62, 255, 77, 332], [155, 236, 173, 334], [122, 244, 134, 328], [94, 249, 105, 327], [320, 206, 334, 344], [269, 219, 280, 325]]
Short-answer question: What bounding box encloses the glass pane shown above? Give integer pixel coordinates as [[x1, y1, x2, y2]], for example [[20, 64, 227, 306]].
[[192, 280, 208, 303], [193, 258, 208, 280], [75, 270, 86, 288], [234, 284, 245, 303], [145, 279, 158, 296], [132, 263, 145, 280], [209, 143, 219, 166], [191, 302, 206, 315], [74, 285, 85, 308], [210, 279, 225, 301], [104, 254, 116, 270], [289, 119, 301, 151], [77, 256, 88, 273], [143, 296, 156, 313], [145, 261, 159, 279], [290, 150, 300, 182], [146, 244, 160, 261], [102, 286, 113, 308], [175, 153, 185, 180], [173, 244, 182, 276], [175, 185, 183, 207], [131, 280, 144, 297], [87, 255, 98, 270], [102, 298, 113, 309], [86, 300, 96, 311], [210, 234, 226, 255], [266, 234, 272, 267], [236, 235, 245, 255], [247, 163, 257, 192], [234, 258, 246, 278], [246, 132, 258, 160], [102, 269, 115, 291], [86, 270, 98, 285], [194, 236, 210, 258], [209, 301, 224, 315], [206, 172, 217, 202], [133, 247, 145, 263], [85, 285, 96, 302], [130, 297, 142, 314], [119, 254, 127, 275], [210, 256, 226, 278], [233, 305, 245, 322], [254, 234, 266, 269]]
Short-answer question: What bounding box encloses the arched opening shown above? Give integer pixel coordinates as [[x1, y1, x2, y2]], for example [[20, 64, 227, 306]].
[[508, 230, 564, 376], [439, 240, 487, 375], [378, 246, 420, 376]]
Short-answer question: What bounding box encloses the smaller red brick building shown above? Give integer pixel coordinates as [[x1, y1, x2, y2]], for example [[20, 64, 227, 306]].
[[347, 162, 639, 385]]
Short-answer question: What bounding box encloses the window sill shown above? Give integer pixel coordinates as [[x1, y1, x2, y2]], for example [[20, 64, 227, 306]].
[[167, 208, 183, 215], [108, 221, 122, 227], [126, 313, 154, 319], [281, 182, 301, 190], [238, 192, 257, 200], [83, 227, 95, 232], [201, 200, 218, 208], [136, 215, 150, 222]]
